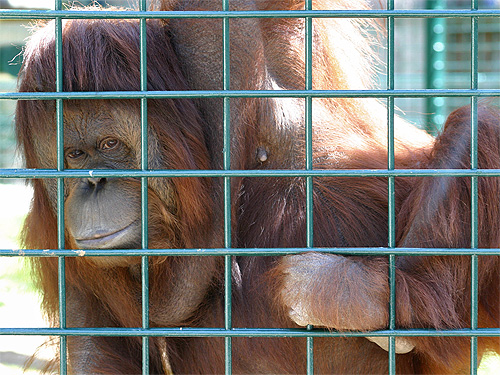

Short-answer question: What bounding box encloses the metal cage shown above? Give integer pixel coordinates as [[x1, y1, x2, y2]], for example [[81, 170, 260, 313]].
[[0, 1, 499, 374]]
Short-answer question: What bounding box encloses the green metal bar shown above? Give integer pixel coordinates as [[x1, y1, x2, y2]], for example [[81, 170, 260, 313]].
[[0, 247, 498, 257], [470, 1, 479, 372], [304, 0, 315, 371], [1, 327, 499, 338], [1, 9, 500, 20], [470, 253, 479, 373], [54, 0, 67, 372], [386, 0, 396, 372], [222, 1, 232, 373], [425, 0, 447, 135], [3, 3, 497, 373], [3, 88, 500, 100], [6, 168, 500, 179], [139, 1, 150, 373], [304, 0, 314, 256]]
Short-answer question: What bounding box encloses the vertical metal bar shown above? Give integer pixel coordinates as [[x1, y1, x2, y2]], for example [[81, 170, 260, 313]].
[[470, 1, 479, 373], [304, 0, 314, 373], [425, 0, 447, 135], [387, 1, 396, 374], [140, 1, 150, 373], [223, 0, 232, 374], [54, 1, 67, 373]]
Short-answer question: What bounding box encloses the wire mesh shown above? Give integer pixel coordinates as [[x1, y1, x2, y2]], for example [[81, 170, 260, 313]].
[[0, 1, 499, 375]]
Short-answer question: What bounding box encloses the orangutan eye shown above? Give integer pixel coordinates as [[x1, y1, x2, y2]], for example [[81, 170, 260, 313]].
[[100, 138, 119, 150], [67, 149, 85, 159]]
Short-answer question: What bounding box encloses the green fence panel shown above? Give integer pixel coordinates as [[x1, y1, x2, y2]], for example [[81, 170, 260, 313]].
[[0, 1, 499, 375]]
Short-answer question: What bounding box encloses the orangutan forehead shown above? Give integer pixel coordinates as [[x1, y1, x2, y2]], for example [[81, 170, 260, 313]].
[[62, 101, 141, 142]]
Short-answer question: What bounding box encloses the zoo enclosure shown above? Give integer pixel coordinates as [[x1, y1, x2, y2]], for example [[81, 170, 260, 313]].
[[0, 0, 499, 374]]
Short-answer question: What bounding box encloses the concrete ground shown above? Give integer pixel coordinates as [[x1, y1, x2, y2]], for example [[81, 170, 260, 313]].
[[0, 183, 54, 374]]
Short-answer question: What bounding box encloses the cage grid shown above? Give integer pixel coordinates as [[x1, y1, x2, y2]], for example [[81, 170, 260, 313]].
[[0, 1, 500, 375]]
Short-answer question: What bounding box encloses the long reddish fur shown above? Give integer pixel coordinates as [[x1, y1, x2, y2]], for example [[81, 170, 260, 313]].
[[15, 1, 500, 374]]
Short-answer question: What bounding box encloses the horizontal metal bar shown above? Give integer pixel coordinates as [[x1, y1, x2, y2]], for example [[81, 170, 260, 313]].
[[0, 9, 499, 20], [1, 248, 499, 257], [2, 89, 500, 100], [3, 168, 500, 179], [0, 327, 499, 338]]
